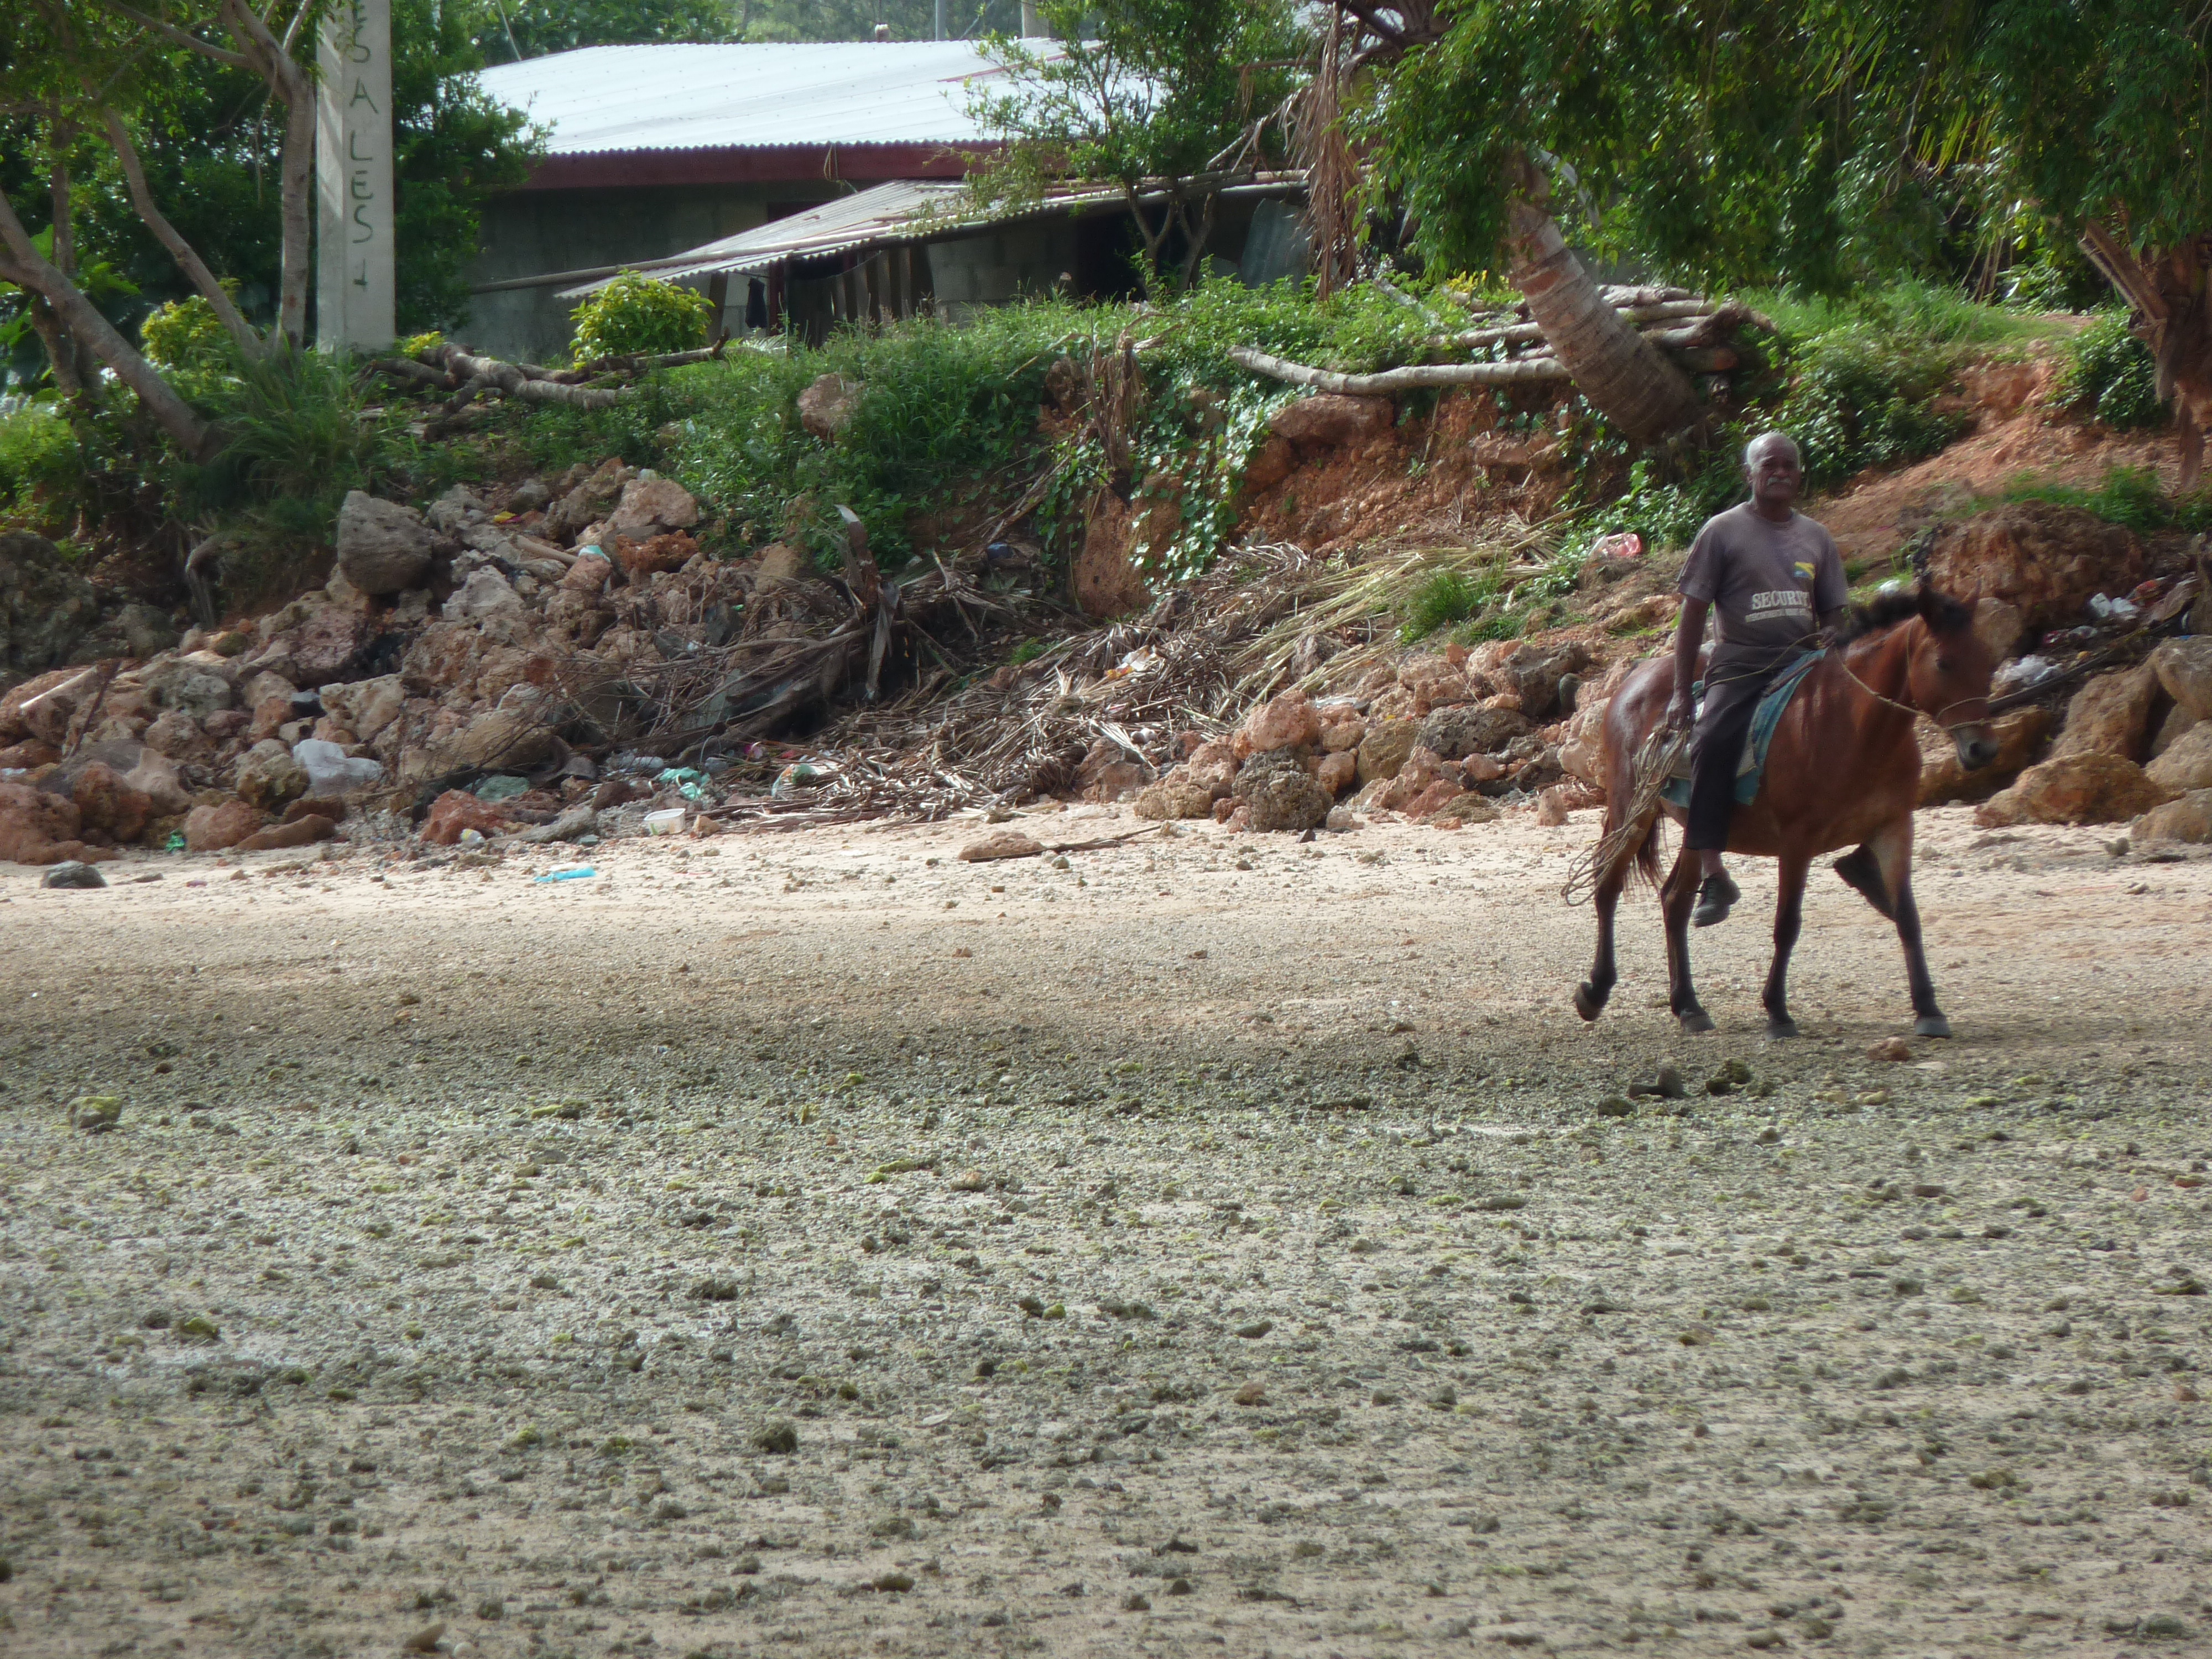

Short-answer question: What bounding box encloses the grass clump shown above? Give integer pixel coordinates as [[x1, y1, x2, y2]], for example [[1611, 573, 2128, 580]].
[[1999, 466, 2212, 534]]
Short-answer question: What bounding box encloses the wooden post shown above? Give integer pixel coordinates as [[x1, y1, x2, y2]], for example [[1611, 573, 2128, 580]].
[[706, 270, 730, 342]]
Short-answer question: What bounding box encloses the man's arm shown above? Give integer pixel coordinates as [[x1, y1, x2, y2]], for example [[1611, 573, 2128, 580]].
[[1668, 596, 1710, 731], [1818, 605, 1849, 645]]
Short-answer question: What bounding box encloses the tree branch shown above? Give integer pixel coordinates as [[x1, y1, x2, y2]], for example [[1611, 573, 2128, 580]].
[[97, 105, 266, 356], [92, 0, 252, 67]]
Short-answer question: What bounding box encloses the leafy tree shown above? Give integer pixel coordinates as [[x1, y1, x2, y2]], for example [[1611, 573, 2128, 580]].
[[1806, 0, 2212, 482], [964, 0, 1308, 295]]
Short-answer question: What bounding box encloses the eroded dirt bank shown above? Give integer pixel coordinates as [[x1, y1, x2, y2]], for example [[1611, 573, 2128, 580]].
[[2, 808, 2210, 1658]]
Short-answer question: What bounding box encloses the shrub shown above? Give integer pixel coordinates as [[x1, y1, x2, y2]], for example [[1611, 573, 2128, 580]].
[[0, 405, 81, 519], [2057, 311, 2165, 430], [139, 291, 239, 373], [570, 272, 714, 362]]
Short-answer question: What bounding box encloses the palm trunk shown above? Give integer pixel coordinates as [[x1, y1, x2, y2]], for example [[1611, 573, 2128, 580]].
[[2079, 220, 2212, 491], [0, 186, 220, 463], [1503, 151, 1704, 444]]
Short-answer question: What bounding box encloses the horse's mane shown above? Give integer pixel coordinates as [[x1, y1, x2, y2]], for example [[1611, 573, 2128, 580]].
[[1843, 585, 1971, 643]]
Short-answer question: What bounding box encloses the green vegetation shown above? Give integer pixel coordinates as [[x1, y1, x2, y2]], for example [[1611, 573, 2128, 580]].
[[569, 272, 716, 362], [0, 405, 80, 520], [1999, 467, 2212, 536], [2055, 312, 2165, 431]]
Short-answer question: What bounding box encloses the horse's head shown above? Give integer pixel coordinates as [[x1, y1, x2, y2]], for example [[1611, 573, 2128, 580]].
[[1851, 585, 1999, 769]]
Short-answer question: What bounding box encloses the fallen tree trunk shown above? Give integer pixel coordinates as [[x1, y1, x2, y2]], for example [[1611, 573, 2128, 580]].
[[424, 344, 635, 410], [1229, 345, 1572, 391]]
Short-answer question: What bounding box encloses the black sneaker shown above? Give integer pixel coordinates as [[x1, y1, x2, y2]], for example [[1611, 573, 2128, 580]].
[[1691, 870, 1741, 928]]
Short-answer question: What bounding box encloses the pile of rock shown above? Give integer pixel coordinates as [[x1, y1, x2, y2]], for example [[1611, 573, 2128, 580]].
[[1129, 638, 1597, 833], [0, 458, 781, 864]]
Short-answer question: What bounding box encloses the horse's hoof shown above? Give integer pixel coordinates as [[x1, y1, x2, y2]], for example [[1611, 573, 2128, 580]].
[[1573, 982, 1606, 1022], [1677, 1009, 1715, 1034], [1914, 1014, 1953, 1039], [1764, 1018, 1801, 1042]]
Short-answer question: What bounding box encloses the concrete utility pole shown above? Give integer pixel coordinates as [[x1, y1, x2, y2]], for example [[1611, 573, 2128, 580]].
[[315, 0, 395, 351], [934, 0, 947, 40], [1021, 2, 1044, 36]]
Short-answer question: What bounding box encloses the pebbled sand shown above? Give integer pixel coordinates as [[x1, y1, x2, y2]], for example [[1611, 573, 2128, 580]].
[[2, 804, 2209, 1657]]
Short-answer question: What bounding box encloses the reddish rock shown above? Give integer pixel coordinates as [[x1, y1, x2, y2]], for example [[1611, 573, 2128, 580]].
[[1317, 750, 1359, 796], [1918, 707, 2049, 805], [1241, 435, 1298, 493], [1405, 780, 1468, 818], [2051, 662, 2161, 761], [605, 476, 700, 539], [140, 708, 206, 761], [2132, 788, 2212, 844], [1924, 503, 2145, 636], [236, 815, 336, 852], [0, 780, 90, 864], [0, 739, 62, 769], [284, 796, 349, 825], [2151, 636, 2212, 722], [1357, 716, 1421, 785], [1427, 791, 1501, 826], [957, 830, 1045, 862], [1269, 393, 1394, 453], [561, 552, 615, 592], [421, 789, 515, 845], [546, 457, 633, 542], [1974, 752, 2174, 827], [1536, 786, 1572, 826], [202, 708, 249, 742], [184, 799, 265, 852], [70, 762, 153, 844], [613, 531, 697, 577], [1134, 776, 1218, 820], [1235, 691, 1323, 758], [1074, 736, 1149, 802], [247, 694, 295, 743]]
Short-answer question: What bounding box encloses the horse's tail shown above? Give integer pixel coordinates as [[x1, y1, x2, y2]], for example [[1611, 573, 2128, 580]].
[[1631, 810, 1663, 889]]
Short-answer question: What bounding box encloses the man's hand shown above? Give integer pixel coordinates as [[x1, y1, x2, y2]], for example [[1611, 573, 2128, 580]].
[[1665, 688, 1695, 734], [1670, 595, 1712, 737]]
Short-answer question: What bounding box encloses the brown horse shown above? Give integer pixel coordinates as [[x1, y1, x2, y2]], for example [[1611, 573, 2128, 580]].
[[1574, 585, 2000, 1040]]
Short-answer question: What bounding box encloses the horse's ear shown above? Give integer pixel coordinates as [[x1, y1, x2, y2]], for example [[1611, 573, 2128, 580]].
[[1916, 584, 1969, 632]]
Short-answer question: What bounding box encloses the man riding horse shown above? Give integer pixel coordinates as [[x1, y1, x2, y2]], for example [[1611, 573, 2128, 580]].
[[1668, 432, 1847, 928]]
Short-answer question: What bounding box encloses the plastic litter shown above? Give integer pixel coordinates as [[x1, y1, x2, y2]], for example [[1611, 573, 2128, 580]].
[[1591, 530, 1645, 560], [474, 774, 531, 802], [643, 807, 687, 835], [2087, 592, 2139, 623], [658, 765, 709, 801], [609, 751, 663, 775], [458, 827, 486, 847], [1993, 655, 2058, 694], [771, 760, 831, 799], [291, 738, 383, 794], [165, 831, 186, 853], [534, 865, 597, 883]]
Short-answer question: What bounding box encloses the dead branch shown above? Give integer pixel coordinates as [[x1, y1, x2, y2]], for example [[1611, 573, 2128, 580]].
[[1230, 345, 1573, 390]]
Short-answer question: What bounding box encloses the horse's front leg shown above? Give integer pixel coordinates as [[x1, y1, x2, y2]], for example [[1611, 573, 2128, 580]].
[[1868, 820, 1949, 1037], [1761, 850, 1811, 1040], [1574, 844, 1630, 1021], [1660, 842, 1713, 1033]]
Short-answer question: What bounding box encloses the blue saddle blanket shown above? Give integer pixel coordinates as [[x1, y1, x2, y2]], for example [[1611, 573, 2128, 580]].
[[1660, 648, 1825, 810]]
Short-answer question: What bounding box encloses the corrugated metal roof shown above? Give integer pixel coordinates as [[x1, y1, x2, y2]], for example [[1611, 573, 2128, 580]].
[[478, 43, 1044, 156], [556, 175, 1308, 296]]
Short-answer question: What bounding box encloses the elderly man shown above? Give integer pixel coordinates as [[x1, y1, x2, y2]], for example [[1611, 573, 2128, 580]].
[[1667, 432, 1849, 927]]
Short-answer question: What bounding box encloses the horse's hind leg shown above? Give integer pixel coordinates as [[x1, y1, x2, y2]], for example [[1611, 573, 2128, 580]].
[[1869, 821, 1949, 1037], [1660, 842, 1714, 1033], [1761, 851, 1811, 1041], [1574, 861, 1625, 1021]]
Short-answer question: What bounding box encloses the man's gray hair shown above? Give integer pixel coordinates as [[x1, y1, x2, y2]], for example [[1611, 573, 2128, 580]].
[[1743, 431, 1802, 468]]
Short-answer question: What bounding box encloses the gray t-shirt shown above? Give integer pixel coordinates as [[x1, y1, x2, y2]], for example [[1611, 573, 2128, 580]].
[[1677, 503, 1847, 667]]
